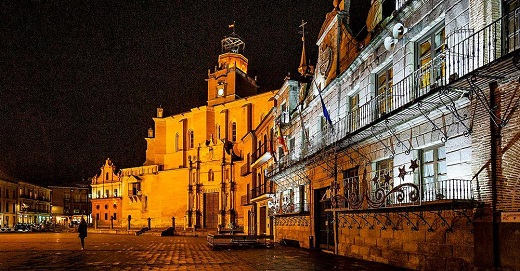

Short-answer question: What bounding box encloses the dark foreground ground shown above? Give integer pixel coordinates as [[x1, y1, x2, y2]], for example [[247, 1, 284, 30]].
[[0, 232, 411, 271]]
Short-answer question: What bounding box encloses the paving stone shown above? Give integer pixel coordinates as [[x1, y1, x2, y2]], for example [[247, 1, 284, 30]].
[[0, 232, 411, 270]]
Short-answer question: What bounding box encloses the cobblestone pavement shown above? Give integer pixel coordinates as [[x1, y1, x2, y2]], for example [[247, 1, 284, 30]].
[[0, 232, 411, 271]]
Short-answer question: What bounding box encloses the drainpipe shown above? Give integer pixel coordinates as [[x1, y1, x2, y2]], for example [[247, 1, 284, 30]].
[[489, 81, 500, 269]]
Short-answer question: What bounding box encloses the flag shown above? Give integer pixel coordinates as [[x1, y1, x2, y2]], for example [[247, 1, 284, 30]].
[[316, 83, 334, 131], [276, 124, 288, 153]]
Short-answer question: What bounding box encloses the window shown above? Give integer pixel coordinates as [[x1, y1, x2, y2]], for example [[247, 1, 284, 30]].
[[113, 213, 117, 220], [175, 133, 179, 152], [105, 190, 109, 198], [417, 27, 445, 89], [376, 66, 393, 116], [343, 167, 359, 198], [506, 0, 520, 52], [114, 189, 118, 197], [349, 93, 360, 130], [189, 130, 194, 149], [231, 122, 237, 142], [421, 145, 447, 200], [216, 124, 221, 139], [106, 172, 109, 181], [104, 213, 108, 220]]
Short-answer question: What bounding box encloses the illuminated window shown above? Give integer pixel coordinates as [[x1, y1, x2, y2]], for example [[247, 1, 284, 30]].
[[343, 167, 359, 198], [376, 66, 393, 116], [421, 145, 447, 190], [417, 27, 445, 89], [231, 122, 237, 142]]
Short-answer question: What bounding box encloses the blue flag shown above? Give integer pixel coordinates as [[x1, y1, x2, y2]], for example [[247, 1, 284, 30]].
[[316, 83, 334, 131]]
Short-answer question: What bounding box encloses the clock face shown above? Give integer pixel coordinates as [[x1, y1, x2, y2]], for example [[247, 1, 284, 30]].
[[217, 86, 224, 96]]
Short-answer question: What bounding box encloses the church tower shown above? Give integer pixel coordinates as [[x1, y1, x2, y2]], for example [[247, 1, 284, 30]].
[[207, 25, 259, 106]]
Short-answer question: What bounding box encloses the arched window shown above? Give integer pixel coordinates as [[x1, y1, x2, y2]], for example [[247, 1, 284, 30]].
[[189, 130, 194, 149], [175, 133, 179, 152], [106, 172, 109, 181], [231, 122, 237, 142]]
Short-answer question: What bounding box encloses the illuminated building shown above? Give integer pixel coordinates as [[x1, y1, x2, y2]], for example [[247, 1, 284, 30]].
[[49, 185, 91, 226], [265, 0, 520, 270], [17, 181, 51, 225], [114, 29, 275, 230], [90, 158, 122, 228], [0, 177, 18, 228]]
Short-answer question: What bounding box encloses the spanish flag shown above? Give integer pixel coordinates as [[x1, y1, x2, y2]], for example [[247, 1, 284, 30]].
[[277, 124, 288, 153]]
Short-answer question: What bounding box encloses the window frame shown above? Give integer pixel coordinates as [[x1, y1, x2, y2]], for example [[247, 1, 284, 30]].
[[415, 26, 446, 89], [376, 65, 393, 116]]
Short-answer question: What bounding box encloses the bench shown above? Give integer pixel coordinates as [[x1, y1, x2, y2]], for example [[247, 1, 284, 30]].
[[207, 234, 274, 249]]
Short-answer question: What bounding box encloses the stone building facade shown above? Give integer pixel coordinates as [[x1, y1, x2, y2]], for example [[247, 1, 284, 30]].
[[91, 158, 122, 228], [267, 0, 520, 270], [111, 32, 275, 231]]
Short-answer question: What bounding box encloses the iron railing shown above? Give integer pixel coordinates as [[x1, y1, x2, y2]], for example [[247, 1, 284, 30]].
[[251, 142, 269, 163], [338, 178, 473, 210], [241, 192, 252, 206], [251, 183, 275, 199], [269, 8, 520, 177]]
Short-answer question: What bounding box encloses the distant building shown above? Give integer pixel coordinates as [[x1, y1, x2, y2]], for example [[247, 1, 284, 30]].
[[16, 181, 51, 225], [90, 158, 121, 228], [0, 178, 18, 228], [49, 185, 91, 226]]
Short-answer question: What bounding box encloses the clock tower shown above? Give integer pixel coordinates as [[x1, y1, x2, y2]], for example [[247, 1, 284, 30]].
[[207, 26, 258, 106]]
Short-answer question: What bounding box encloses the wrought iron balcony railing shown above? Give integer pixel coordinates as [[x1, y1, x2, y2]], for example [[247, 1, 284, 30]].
[[335, 178, 473, 210], [251, 183, 275, 199], [269, 8, 520, 178], [251, 142, 269, 164], [240, 192, 252, 206]]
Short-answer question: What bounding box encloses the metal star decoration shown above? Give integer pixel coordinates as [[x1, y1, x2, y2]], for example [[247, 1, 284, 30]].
[[409, 159, 419, 172], [398, 166, 407, 180], [372, 176, 379, 185], [384, 173, 392, 185]]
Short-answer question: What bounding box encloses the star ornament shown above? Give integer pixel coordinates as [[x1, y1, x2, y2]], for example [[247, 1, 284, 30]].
[[398, 166, 407, 180], [409, 159, 419, 172]]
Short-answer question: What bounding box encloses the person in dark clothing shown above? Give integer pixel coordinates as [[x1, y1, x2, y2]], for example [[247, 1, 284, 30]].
[[77, 217, 88, 250]]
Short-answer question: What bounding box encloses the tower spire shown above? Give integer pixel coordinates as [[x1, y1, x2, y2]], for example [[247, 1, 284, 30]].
[[298, 20, 309, 76]]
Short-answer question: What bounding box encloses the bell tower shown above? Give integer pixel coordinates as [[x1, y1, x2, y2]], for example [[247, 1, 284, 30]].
[[207, 24, 258, 106]]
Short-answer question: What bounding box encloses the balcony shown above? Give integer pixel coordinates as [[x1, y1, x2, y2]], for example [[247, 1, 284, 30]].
[[250, 183, 275, 202], [268, 8, 520, 180], [336, 177, 473, 210], [240, 158, 251, 176], [240, 192, 252, 206], [277, 111, 290, 127], [251, 142, 271, 169]]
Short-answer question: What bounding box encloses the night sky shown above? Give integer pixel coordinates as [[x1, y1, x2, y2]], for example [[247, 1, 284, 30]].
[[0, 1, 332, 186]]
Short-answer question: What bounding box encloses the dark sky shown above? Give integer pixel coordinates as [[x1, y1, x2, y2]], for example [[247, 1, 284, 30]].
[[0, 1, 332, 186]]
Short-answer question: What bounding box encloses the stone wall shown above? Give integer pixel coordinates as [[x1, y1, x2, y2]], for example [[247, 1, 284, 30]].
[[336, 210, 474, 270], [274, 216, 312, 248]]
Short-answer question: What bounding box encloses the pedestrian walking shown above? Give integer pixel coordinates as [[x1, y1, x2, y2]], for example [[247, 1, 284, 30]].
[[77, 217, 88, 250]]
